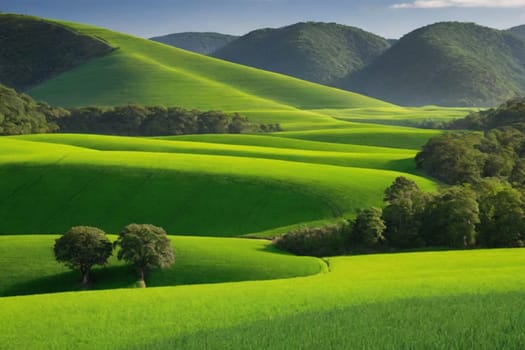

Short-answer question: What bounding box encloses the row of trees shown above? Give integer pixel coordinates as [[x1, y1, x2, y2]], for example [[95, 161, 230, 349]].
[[0, 83, 281, 136], [274, 176, 525, 257], [53, 105, 281, 136], [54, 224, 175, 288]]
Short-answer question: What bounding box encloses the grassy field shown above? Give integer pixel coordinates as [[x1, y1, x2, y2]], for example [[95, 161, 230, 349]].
[[0, 235, 324, 297], [4, 15, 519, 350], [0, 136, 435, 235], [1, 248, 524, 349]]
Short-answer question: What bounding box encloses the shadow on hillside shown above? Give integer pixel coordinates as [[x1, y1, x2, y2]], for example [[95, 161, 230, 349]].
[[1, 265, 138, 297]]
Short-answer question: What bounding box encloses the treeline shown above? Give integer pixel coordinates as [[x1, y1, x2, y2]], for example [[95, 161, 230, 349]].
[[0, 84, 280, 136], [53, 105, 280, 136], [416, 98, 525, 186], [274, 176, 524, 257]]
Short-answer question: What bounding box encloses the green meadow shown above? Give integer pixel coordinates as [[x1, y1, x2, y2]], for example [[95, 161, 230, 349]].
[[1, 15, 523, 349], [1, 248, 524, 349]]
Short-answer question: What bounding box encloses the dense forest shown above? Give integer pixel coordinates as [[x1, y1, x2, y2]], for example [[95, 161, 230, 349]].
[[0, 84, 279, 136]]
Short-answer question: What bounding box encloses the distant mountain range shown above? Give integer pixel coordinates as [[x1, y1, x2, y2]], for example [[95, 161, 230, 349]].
[[150, 32, 238, 55], [4, 14, 525, 107], [213, 22, 391, 86], [155, 22, 525, 107], [344, 22, 525, 107]]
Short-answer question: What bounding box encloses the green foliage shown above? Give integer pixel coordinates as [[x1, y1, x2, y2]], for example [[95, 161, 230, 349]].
[[115, 224, 175, 285], [0, 84, 67, 135], [418, 98, 525, 185], [0, 14, 112, 91], [273, 223, 348, 257], [345, 22, 525, 107], [382, 177, 429, 248], [422, 186, 480, 248], [475, 179, 525, 248], [59, 105, 278, 136], [214, 22, 390, 86], [53, 226, 112, 285], [349, 207, 386, 248], [416, 132, 485, 184], [150, 32, 238, 55]]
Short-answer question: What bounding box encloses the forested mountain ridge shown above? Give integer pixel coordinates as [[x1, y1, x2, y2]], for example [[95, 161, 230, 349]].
[[213, 22, 391, 86], [343, 22, 525, 107]]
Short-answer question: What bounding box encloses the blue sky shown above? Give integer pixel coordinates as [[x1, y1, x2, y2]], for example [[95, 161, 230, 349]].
[[1, 0, 525, 38]]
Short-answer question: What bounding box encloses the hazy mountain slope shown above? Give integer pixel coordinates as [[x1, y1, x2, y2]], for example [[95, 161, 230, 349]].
[[343, 22, 525, 107], [0, 14, 113, 91], [508, 25, 525, 38], [150, 32, 239, 54], [213, 22, 390, 85]]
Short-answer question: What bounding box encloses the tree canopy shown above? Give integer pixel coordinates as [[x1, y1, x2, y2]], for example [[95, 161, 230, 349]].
[[53, 226, 113, 286]]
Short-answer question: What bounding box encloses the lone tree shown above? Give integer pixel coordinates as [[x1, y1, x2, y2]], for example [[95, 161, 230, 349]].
[[54, 226, 113, 287], [115, 224, 175, 287]]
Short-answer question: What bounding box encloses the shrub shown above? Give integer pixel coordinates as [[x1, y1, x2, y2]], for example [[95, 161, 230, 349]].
[[273, 223, 348, 257]]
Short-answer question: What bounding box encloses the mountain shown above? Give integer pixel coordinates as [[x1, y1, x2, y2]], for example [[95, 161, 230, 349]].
[[0, 14, 113, 91], [150, 32, 238, 54], [213, 22, 390, 86], [1, 15, 392, 132], [343, 22, 525, 107], [508, 25, 525, 38]]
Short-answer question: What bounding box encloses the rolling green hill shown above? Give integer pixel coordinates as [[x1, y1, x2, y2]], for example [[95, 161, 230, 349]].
[[12, 16, 393, 126], [0, 14, 112, 91], [213, 22, 391, 86], [150, 32, 239, 54], [0, 136, 435, 235], [344, 22, 525, 107]]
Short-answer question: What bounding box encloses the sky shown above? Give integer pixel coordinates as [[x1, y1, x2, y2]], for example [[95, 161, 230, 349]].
[[1, 0, 525, 39]]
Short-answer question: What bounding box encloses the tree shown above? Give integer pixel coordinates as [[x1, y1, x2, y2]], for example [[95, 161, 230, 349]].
[[382, 177, 429, 248], [53, 226, 113, 287], [476, 179, 525, 247], [115, 224, 175, 287], [349, 207, 386, 248], [415, 133, 485, 184], [422, 186, 480, 248]]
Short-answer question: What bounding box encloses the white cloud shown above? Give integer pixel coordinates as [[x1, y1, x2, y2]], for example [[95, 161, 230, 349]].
[[392, 0, 525, 8]]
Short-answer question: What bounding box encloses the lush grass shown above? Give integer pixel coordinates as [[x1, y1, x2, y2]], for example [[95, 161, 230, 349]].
[[0, 137, 435, 235], [277, 124, 442, 149], [1, 248, 524, 349], [11, 134, 419, 172], [0, 235, 324, 297], [314, 106, 474, 127]]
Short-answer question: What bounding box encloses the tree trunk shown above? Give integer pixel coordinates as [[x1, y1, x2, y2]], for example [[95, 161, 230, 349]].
[[82, 270, 89, 287], [138, 267, 146, 288]]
